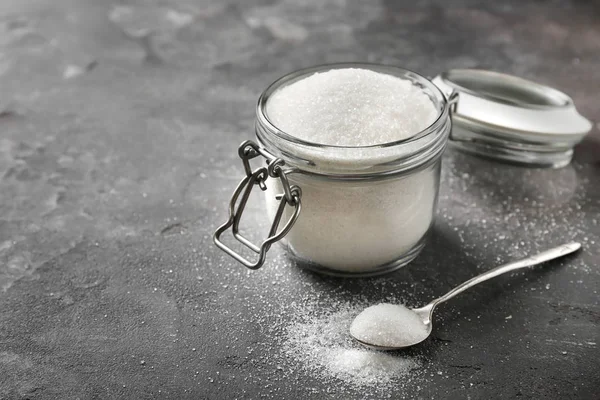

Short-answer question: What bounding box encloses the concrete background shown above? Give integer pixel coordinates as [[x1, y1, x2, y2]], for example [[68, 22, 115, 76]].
[[0, 0, 598, 399]]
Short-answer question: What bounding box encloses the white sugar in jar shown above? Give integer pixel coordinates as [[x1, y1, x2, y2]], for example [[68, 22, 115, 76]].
[[263, 167, 438, 274], [214, 63, 451, 276]]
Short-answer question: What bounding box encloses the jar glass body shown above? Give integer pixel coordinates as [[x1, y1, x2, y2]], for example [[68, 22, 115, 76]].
[[255, 63, 451, 276], [264, 160, 442, 275]]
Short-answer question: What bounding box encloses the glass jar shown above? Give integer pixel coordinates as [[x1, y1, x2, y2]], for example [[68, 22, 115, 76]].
[[214, 63, 452, 276]]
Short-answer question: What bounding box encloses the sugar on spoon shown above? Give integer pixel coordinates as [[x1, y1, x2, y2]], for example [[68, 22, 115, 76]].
[[350, 242, 582, 351]]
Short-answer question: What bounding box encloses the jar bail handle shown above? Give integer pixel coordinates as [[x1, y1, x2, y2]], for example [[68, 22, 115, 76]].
[[213, 140, 302, 269], [448, 90, 459, 114], [446, 90, 459, 140]]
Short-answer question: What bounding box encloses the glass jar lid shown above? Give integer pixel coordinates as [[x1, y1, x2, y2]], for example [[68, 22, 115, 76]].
[[432, 69, 592, 168]]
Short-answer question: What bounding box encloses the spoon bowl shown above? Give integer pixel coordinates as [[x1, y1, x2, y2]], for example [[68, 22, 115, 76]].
[[350, 242, 581, 351], [351, 303, 434, 351]]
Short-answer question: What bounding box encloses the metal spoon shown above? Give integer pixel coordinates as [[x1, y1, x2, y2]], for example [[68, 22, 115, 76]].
[[350, 242, 582, 351]]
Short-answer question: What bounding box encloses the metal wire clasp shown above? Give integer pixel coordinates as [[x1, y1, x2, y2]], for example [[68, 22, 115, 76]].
[[448, 90, 459, 114], [213, 140, 302, 269]]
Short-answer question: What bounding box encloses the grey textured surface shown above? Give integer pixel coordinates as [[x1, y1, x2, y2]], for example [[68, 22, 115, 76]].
[[0, 0, 599, 399]]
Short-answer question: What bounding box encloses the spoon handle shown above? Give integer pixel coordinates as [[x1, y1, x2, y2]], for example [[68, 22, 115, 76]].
[[430, 242, 581, 308]]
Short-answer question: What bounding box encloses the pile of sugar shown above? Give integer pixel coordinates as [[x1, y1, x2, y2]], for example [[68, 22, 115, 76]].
[[266, 68, 438, 146], [350, 303, 429, 348], [282, 302, 421, 390]]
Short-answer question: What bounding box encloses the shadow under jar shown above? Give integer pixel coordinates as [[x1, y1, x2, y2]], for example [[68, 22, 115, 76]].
[[214, 63, 452, 277]]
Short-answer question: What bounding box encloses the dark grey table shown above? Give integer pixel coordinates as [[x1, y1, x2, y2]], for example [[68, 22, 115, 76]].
[[0, 1, 598, 399]]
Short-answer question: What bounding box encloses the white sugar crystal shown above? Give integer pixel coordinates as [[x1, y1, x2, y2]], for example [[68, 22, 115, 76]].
[[350, 303, 429, 348], [267, 68, 438, 146], [326, 348, 418, 383], [283, 303, 421, 389]]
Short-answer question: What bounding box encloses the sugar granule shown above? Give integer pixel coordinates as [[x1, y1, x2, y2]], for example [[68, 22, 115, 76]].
[[282, 302, 421, 389], [349, 303, 429, 348], [267, 68, 438, 146]]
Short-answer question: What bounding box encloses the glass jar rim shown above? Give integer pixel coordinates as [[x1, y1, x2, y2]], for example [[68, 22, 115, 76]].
[[256, 62, 449, 151]]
